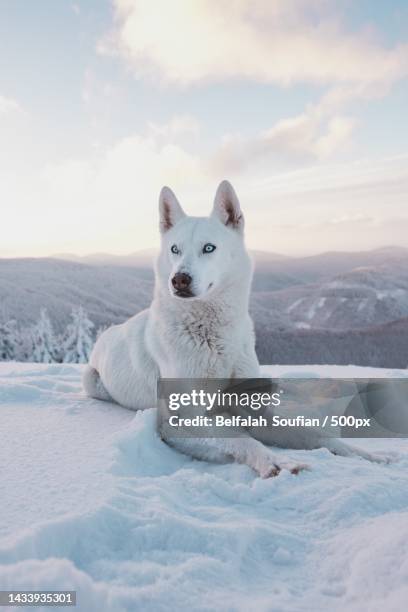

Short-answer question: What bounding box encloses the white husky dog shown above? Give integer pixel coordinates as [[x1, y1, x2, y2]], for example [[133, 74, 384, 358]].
[[84, 181, 387, 476]]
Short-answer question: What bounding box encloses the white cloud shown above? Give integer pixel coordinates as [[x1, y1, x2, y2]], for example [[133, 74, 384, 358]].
[[95, 2, 408, 179], [2, 114, 407, 257], [1, 118, 208, 257], [236, 155, 408, 254], [99, 1, 407, 172], [102, 0, 408, 87], [147, 115, 200, 141], [0, 95, 20, 114], [209, 91, 357, 173]]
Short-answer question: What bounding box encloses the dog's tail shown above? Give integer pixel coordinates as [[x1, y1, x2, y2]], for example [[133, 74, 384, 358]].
[[82, 365, 112, 402]]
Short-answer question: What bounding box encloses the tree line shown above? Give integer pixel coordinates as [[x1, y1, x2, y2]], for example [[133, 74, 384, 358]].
[[0, 306, 97, 363], [255, 322, 408, 369], [2, 308, 407, 368]]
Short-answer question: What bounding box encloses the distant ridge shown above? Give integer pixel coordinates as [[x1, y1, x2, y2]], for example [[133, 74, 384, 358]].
[[51, 249, 157, 268], [51, 249, 293, 267], [50, 245, 408, 270]]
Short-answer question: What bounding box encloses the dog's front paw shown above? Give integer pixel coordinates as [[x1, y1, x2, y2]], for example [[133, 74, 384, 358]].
[[278, 461, 310, 475], [257, 459, 309, 478], [259, 462, 281, 478], [288, 462, 310, 475]]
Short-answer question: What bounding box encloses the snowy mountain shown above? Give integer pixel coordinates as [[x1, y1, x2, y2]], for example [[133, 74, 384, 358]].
[[2, 248, 408, 332], [253, 261, 408, 331], [1, 247, 408, 367], [254, 245, 408, 284], [0, 258, 153, 332], [0, 362, 407, 611], [52, 248, 158, 268]]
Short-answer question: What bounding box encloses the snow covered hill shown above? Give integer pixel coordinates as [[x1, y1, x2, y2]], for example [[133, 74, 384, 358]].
[[1, 363, 408, 611], [2, 247, 408, 335], [255, 262, 408, 331], [0, 258, 153, 333]]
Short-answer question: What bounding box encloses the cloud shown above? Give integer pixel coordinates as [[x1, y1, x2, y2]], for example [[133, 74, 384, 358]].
[[0, 95, 20, 114], [102, 0, 408, 87], [1, 117, 208, 257], [236, 156, 408, 254], [97, 2, 408, 173], [100, 2, 406, 172], [210, 111, 356, 173], [37, 130, 204, 232], [2, 108, 407, 257], [209, 91, 357, 173], [146, 115, 201, 146]]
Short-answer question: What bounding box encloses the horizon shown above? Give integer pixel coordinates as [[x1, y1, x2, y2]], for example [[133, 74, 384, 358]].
[[1, 243, 408, 262], [1, 1, 408, 257]]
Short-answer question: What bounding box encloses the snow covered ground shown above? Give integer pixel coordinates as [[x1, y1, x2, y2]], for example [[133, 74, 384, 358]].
[[0, 363, 408, 611]]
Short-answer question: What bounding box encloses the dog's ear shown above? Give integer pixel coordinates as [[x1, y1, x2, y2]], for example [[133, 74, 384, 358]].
[[159, 186, 186, 233], [212, 180, 244, 233]]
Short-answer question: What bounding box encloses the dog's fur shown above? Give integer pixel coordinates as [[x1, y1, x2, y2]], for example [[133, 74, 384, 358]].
[[83, 181, 388, 476]]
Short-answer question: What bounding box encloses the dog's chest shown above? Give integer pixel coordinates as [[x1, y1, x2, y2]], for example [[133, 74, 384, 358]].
[[158, 312, 238, 377], [181, 317, 225, 350]]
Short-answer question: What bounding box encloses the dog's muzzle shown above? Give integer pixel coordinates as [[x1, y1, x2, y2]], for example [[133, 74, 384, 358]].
[[171, 272, 194, 298]]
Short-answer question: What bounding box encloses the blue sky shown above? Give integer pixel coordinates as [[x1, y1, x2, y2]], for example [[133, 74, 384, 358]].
[[1, 0, 408, 256]]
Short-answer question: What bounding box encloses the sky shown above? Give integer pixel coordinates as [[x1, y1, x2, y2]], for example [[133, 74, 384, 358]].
[[1, 0, 408, 257]]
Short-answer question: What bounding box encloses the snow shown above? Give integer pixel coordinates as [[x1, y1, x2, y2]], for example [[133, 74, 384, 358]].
[[286, 298, 303, 313], [1, 363, 408, 611], [294, 321, 311, 329], [376, 288, 406, 300], [305, 297, 326, 321]]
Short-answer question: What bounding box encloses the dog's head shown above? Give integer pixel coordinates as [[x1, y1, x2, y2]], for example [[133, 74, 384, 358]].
[[156, 181, 251, 301]]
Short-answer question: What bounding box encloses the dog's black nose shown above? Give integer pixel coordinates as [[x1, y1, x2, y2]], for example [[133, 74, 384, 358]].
[[172, 272, 192, 292]]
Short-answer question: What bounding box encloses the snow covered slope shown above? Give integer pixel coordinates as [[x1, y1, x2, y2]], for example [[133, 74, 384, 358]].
[[0, 363, 408, 611]]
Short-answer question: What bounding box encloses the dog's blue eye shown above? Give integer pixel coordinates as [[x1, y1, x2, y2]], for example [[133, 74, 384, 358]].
[[203, 243, 216, 254], [171, 244, 179, 255]]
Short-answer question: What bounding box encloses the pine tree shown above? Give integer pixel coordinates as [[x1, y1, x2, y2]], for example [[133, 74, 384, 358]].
[[31, 308, 58, 363], [0, 320, 20, 361], [16, 326, 33, 362], [62, 306, 95, 363]]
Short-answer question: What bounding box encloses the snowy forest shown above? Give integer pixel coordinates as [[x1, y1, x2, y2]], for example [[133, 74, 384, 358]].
[[0, 306, 97, 364]]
